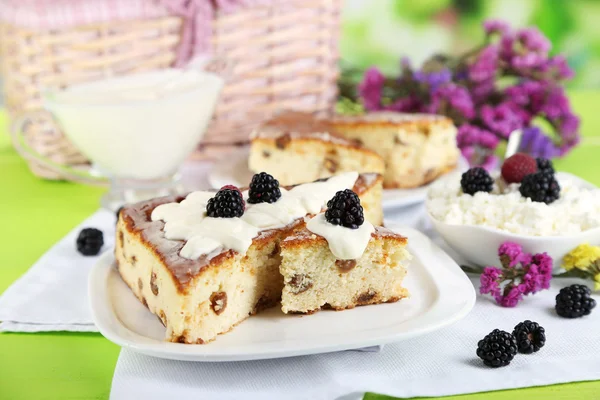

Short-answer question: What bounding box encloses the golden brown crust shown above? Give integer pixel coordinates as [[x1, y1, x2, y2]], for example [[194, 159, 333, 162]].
[[251, 136, 383, 159], [330, 112, 454, 133], [384, 163, 456, 189], [280, 226, 408, 250]]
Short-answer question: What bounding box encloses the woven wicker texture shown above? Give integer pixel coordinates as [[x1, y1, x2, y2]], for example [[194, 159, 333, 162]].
[[1, 0, 341, 179]]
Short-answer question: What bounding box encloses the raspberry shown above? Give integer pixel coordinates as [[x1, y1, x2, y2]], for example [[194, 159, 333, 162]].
[[501, 153, 538, 184], [460, 167, 494, 195], [519, 172, 560, 204], [325, 189, 364, 229], [247, 172, 281, 204], [476, 329, 518, 368], [206, 187, 245, 218], [76, 228, 104, 256]]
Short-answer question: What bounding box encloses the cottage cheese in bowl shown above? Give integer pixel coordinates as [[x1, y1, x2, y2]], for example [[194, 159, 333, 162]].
[[426, 171, 600, 270], [427, 172, 600, 236]]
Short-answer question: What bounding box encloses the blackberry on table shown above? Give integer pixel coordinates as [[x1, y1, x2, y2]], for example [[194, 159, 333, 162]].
[[247, 172, 281, 204], [76, 228, 104, 256], [555, 284, 597, 318], [519, 172, 560, 204], [206, 187, 245, 218], [536, 157, 555, 175], [325, 189, 364, 229], [460, 167, 494, 195], [476, 329, 518, 368], [512, 320, 546, 354]]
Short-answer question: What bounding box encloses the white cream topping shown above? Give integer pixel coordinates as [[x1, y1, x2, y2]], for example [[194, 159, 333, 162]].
[[306, 213, 375, 260], [150, 172, 361, 259]]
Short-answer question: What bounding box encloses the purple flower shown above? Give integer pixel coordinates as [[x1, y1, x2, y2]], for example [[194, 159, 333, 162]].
[[544, 55, 575, 80], [385, 96, 423, 113], [520, 126, 561, 159], [531, 253, 553, 290], [498, 242, 526, 268], [480, 267, 503, 297], [480, 102, 524, 138], [414, 68, 452, 91], [500, 27, 551, 72], [483, 20, 510, 36], [542, 86, 570, 120], [359, 67, 385, 111], [427, 83, 475, 121], [469, 45, 498, 83], [457, 124, 499, 150], [504, 81, 545, 109], [495, 285, 524, 308]]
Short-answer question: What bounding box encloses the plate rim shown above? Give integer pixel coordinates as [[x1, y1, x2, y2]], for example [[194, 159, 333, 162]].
[[89, 226, 476, 362], [207, 148, 468, 210]]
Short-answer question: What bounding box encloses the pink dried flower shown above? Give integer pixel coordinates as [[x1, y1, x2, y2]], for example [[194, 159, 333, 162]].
[[480, 103, 524, 138], [495, 285, 524, 308], [479, 241, 553, 307], [480, 267, 503, 297]]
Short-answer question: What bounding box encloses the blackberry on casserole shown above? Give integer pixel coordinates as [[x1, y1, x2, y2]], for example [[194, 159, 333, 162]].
[[325, 189, 364, 229], [512, 320, 546, 354], [476, 329, 518, 368], [247, 172, 282, 204], [76, 228, 104, 256], [519, 172, 560, 204], [555, 284, 597, 318], [460, 167, 494, 195], [206, 187, 245, 218]]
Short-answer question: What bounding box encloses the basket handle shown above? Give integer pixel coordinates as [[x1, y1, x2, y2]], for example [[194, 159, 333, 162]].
[[10, 110, 109, 186]]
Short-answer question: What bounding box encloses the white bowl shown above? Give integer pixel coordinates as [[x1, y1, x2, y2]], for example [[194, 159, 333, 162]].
[[427, 172, 600, 271]]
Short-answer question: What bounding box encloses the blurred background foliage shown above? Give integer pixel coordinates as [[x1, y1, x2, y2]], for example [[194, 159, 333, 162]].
[[339, 0, 600, 95]]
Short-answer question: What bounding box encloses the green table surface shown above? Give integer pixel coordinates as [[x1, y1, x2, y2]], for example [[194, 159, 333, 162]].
[[1, 93, 600, 400]]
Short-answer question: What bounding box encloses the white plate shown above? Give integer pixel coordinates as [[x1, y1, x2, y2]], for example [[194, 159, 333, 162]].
[[208, 149, 469, 210], [89, 226, 475, 362]]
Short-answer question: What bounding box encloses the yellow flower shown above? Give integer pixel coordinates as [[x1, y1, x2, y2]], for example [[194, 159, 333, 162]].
[[563, 243, 600, 271], [595, 273, 600, 291]]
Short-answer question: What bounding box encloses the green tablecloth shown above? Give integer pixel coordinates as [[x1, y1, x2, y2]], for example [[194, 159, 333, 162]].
[[1, 94, 599, 400]]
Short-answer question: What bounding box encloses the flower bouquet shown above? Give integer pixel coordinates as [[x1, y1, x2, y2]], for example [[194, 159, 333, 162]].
[[347, 20, 580, 169]]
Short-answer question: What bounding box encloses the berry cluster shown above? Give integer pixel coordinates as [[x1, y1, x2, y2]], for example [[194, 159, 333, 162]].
[[476, 320, 546, 368], [76, 228, 104, 256], [500, 153, 560, 204], [206, 186, 245, 218], [247, 172, 282, 204], [555, 284, 597, 318], [325, 189, 365, 229], [460, 167, 494, 195]]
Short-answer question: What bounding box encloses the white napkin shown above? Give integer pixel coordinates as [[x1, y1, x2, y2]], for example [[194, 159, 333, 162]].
[[110, 276, 600, 400], [110, 204, 600, 399], [0, 209, 115, 332]]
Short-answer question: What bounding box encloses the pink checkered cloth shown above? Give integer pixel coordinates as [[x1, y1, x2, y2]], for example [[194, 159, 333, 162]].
[[0, 0, 277, 65]]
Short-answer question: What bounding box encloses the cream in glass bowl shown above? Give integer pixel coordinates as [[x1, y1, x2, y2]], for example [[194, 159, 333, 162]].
[[12, 67, 224, 209]]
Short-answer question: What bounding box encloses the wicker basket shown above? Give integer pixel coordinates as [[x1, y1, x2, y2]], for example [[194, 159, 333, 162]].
[[1, 0, 341, 180]]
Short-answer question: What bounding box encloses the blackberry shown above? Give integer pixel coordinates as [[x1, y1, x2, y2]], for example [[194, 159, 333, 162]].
[[247, 172, 281, 204], [76, 228, 104, 256], [325, 189, 364, 229], [512, 320, 546, 354], [519, 172, 560, 204], [476, 329, 518, 368], [536, 157, 555, 175], [460, 167, 494, 195], [555, 284, 597, 318], [206, 187, 245, 218]]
